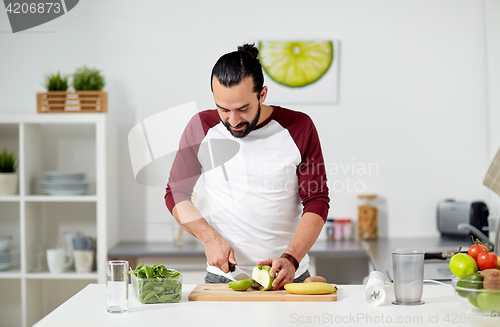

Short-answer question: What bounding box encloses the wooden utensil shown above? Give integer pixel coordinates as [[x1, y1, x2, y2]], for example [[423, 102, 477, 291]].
[[188, 284, 337, 302]]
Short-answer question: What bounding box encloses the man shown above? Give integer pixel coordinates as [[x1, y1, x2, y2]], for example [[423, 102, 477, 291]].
[[165, 44, 329, 290]]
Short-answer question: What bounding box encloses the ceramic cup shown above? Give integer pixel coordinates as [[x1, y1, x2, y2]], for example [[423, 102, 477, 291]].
[[73, 250, 94, 273], [46, 248, 73, 274], [63, 231, 82, 270], [72, 236, 93, 251]]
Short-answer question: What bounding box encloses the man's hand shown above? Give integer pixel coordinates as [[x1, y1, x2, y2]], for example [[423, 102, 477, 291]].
[[256, 257, 295, 290], [172, 202, 237, 273], [204, 231, 237, 273]]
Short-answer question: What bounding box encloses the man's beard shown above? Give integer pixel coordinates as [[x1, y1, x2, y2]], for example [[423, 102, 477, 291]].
[[222, 103, 261, 138]]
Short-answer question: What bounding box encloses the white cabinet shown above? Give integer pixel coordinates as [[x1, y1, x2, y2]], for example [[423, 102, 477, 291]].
[[0, 114, 116, 327]]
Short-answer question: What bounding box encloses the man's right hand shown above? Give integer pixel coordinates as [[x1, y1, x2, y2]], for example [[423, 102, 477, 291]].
[[172, 201, 236, 273], [203, 231, 236, 273]]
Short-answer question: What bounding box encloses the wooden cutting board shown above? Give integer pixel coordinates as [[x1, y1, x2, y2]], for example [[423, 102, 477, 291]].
[[188, 284, 337, 302]]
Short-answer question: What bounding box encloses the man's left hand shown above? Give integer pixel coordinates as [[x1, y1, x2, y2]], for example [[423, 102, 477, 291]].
[[256, 257, 295, 290]]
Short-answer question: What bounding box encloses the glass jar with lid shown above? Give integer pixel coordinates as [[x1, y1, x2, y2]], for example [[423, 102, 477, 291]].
[[340, 218, 354, 241], [358, 194, 378, 239], [325, 218, 335, 240]]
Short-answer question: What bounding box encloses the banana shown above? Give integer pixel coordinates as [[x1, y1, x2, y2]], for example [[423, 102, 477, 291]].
[[284, 282, 337, 295]]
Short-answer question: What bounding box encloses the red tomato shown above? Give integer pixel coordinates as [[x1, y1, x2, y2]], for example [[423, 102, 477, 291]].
[[477, 252, 498, 270], [468, 244, 488, 260]]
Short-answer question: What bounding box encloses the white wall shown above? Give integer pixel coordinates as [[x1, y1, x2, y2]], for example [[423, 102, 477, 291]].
[[485, 0, 500, 215], [0, 0, 498, 242]]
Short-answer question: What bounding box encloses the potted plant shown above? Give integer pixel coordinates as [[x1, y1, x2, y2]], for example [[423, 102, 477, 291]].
[[37, 66, 107, 113], [0, 149, 18, 195], [72, 66, 105, 91], [44, 72, 69, 91]]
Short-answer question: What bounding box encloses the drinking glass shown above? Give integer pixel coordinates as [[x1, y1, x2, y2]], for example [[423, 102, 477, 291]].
[[106, 260, 129, 313]]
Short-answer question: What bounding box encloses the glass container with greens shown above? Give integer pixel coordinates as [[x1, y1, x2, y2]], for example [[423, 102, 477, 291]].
[[127, 264, 182, 304]]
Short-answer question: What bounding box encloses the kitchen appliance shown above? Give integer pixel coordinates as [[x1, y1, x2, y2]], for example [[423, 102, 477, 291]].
[[436, 199, 489, 239], [364, 271, 387, 306]]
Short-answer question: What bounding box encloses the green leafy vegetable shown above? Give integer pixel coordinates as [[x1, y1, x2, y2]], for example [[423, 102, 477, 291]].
[[127, 264, 182, 304]]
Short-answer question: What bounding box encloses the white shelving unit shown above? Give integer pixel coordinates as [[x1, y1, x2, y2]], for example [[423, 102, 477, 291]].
[[0, 114, 117, 327]]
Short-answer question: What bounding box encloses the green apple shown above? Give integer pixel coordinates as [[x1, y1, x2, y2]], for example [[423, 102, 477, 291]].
[[477, 292, 500, 313], [227, 279, 253, 291], [252, 265, 275, 291], [468, 296, 480, 308], [456, 273, 483, 298], [251, 281, 264, 290], [450, 253, 478, 278]]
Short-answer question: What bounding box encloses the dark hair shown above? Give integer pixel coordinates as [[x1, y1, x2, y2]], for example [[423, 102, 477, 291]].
[[211, 43, 264, 98]]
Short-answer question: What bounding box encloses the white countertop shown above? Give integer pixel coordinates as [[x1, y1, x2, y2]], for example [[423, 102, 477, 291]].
[[34, 283, 500, 327]]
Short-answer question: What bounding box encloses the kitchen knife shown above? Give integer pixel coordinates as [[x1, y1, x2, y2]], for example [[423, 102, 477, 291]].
[[228, 262, 256, 271], [423, 251, 468, 260], [424, 252, 449, 260], [228, 262, 254, 280]]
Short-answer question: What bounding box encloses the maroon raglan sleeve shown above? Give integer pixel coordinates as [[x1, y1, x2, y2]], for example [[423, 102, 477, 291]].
[[276, 107, 330, 222], [164, 110, 219, 213]]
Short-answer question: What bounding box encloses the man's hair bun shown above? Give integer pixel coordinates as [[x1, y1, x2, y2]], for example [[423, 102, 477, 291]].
[[211, 43, 264, 94], [237, 43, 259, 59]]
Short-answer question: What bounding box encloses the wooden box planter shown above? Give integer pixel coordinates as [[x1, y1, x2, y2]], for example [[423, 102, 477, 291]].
[[37, 91, 108, 113]]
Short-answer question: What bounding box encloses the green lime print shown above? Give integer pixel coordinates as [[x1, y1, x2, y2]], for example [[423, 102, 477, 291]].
[[259, 41, 334, 88]]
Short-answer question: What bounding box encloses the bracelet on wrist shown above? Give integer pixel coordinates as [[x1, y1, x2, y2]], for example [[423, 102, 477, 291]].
[[280, 253, 299, 271]]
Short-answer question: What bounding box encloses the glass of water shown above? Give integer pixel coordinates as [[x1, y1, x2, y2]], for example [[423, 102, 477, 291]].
[[106, 260, 129, 313], [392, 250, 425, 305]]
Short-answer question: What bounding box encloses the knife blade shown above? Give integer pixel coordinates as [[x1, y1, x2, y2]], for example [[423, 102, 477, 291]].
[[228, 262, 254, 280]]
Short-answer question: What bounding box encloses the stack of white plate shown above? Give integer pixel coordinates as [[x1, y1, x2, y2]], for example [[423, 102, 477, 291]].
[[0, 237, 19, 271], [39, 171, 90, 195]]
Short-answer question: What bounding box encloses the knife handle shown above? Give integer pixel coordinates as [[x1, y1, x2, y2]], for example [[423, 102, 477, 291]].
[[228, 262, 236, 272], [424, 252, 448, 260]]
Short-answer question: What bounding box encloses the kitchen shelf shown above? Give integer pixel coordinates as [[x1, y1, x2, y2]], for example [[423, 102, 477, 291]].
[[0, 114, 117, 327], [25, 272, 99, 279], [26, 278, 95, 327], [0, 196, 21, 202], [0, 271, 99, 280], [0, 279, 22, 327], [0, 270, 21, 278], [2, 195, 99, 202], [24, 195, 99, 202]]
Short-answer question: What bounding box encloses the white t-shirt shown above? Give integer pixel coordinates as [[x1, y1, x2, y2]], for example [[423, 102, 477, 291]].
[[166, 106, 329, 279]]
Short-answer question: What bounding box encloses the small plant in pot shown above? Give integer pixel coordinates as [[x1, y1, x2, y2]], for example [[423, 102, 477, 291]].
[[44, 72, 69, 91], [0, 150, 18, 196], [72, 66, 105, 91]]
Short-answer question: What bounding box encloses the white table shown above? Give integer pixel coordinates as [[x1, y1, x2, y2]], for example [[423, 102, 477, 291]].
[[34, 284, 499, 327]]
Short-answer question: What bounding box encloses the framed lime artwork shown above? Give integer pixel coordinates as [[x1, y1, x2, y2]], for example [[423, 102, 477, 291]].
[[258, 40, 340, 104]]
